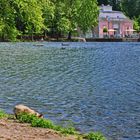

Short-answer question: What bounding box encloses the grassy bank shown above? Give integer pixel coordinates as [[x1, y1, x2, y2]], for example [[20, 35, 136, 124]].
[[0, 110, 106, 140]]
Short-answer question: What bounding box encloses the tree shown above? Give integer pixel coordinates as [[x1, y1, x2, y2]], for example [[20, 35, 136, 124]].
[[13, 0, 44, 40], [49, 0, 71, 38], [97, 0, 109, 5], [38, 0, 55, 37], [120, 0, 139, 19], [109, 0, 121, 11], [120, 0, 140, 32], [103, 27, 108, 33], [49, 0, 99, 40], [133, 17, 140, 32], [60, 0, 82, 39], [77, 0, 99, 33], [0, 0, 19, 41], [0, 0, 99, 41]]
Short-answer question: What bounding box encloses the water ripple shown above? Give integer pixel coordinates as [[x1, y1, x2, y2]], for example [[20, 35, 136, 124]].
[[0, 42, 140, 139]]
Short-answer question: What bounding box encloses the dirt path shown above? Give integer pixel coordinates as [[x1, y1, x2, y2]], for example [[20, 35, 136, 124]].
[[0, 119, 76, 140]]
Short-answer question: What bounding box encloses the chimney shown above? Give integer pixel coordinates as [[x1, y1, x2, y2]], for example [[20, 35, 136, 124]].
[[102, 5, 112, 12]]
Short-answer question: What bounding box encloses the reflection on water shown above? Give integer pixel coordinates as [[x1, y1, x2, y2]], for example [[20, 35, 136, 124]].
[[0, 42, 140, 140]]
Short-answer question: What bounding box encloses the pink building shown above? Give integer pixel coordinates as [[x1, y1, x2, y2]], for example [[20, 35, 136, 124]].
[[92, 5, 133, 38]]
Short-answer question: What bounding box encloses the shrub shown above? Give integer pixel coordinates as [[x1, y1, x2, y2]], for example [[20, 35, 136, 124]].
[[31, 118, 54, 129], [17, 113, 77, 134], [84, 132, 106, 140], [0, 110, 8, 119], [16, 113, 37, 123], [60, 127, 77, 135], [16, 113, 106, 140], [103, 28, 108, 33]]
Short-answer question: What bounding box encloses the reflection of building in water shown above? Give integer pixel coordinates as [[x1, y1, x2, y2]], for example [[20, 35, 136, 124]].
[[86, 5, 134, 38]]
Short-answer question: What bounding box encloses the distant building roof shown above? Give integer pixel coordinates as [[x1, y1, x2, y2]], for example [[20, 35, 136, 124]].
[[99, 5, 132, 22]]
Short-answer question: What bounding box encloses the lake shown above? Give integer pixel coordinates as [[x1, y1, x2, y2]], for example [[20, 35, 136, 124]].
[[0, 42, 140, 140]]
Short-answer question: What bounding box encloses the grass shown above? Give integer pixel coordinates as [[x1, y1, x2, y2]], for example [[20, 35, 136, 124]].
[[16, 113, 78, 135], [0, 110, 106, 140], [84, 132, 106, 140], [0, 110, 8, 119]]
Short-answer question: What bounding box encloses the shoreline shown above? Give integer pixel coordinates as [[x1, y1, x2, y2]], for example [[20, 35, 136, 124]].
[[0, 118, 76, 140], [0, 110, 106, 140], [1, 36, 140, 42]]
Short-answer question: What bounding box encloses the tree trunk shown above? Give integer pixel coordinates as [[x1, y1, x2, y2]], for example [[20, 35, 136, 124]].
[[2, 33, 5, 42], [56, 34, 59, 41], [44, 30, 46, 38], [31, 32, 34, 41], [67, 31, 72, 40]]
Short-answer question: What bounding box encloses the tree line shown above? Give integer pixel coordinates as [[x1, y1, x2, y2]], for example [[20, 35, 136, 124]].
[[120, 0, 140, 31], [0, 0, 99, 41], [0, 0, 140, 41]]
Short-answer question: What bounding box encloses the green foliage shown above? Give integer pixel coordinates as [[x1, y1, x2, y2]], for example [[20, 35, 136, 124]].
[[17, 113, 77, 135], [16, 113, 37, 123], [16, 113, 106, 140], [31, 117, 54, 129], [97, 0, 109, 5], [0, 0, 99, 41], [53, 125, 77, 135], [103, 28, 108, 33], [60, 127, 77, 135], [0, 110, 8, 119], [57, 17, 71, 33], [77, 0, 99, 33], [14, 0, 44, 34], [77, 136, 83, 140], [17, 113, 54, 129], [50, 0, 78, 37], [133, 18, 140, 32], [84, 132, 106, 140], [121, 0, 140, 27], [40, 0, 55, 32], [121, 0, 140, 19], [109, 0, 121, 11], [0, 0, 19, 41]]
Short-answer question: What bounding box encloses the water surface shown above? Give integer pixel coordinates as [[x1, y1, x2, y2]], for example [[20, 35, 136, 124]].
[[0, 42, 140, 140]]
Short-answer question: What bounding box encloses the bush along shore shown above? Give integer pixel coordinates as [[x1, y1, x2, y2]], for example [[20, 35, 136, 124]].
[[0, 110, 106, 140]]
